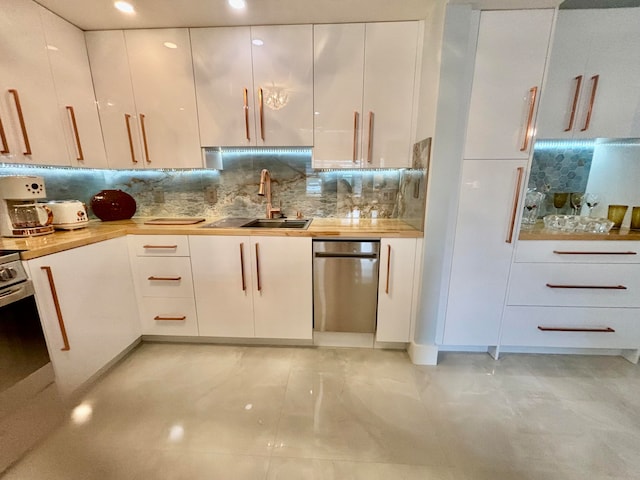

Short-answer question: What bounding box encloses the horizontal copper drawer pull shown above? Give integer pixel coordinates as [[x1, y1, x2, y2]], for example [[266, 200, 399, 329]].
[[154, 315, 186, 321], [148, 276, 182, 281], [143, 245, 178, 249], [553, 250, 637, 255], [538, 326, 615, 333], [545, 283, 627, 290]]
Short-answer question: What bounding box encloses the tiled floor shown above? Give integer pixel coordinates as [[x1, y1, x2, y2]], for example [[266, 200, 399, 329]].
[[2, 344, 640, 479]]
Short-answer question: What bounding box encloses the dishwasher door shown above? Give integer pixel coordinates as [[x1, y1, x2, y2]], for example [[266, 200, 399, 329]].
[[313, 240, 380, 333]]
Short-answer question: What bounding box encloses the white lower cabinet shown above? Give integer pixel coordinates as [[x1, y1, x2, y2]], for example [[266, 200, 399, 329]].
[[376, 238, 417, 342], [190, 235, 312, 340], [26, 237, 140, 395]]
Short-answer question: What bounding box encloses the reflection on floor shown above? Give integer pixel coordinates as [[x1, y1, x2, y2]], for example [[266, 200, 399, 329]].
[[2, 344, 640, 479]]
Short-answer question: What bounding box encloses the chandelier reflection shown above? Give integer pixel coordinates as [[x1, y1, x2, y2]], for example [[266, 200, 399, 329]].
[[263, 84, 290, 110]]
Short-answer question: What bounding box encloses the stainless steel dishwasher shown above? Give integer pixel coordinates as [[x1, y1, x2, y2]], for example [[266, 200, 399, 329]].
[[312, 240, 380, 333]]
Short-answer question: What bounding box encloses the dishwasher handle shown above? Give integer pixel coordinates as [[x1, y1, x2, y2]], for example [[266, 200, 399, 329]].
[[314, 252, 378, 259]]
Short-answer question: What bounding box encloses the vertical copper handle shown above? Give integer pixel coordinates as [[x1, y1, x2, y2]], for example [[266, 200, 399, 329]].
[[255, 243, 261, 292], [8, 89, 32, 155], [239, 242, 247, 291], [506, 167, 525, 244], [352, 111, 359, 163], [40, 266, 71, 351], [0, 115, 9, 154], [519, 87, 538, 152], [385, 244, 391, 295], [258, 88, 265, 141], [243, 88, 250, 141], [124, 114, 137, 163], [580, 75, 599, 132], [564, 75, 583, 132], [139, 113, 150, 163], [367, 111, 374, 163], [66, 106, 85, 161]]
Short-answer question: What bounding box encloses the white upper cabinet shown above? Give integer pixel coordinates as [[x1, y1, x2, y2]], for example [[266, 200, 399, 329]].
[[192, 25, 313, 148], [39, 8, 108, 168], [86, 29, 202, 169], [537, 8, 640, 139], [313, 22, 420, 169], [463, 9, 554, 160], [0, 0, 68, 166]]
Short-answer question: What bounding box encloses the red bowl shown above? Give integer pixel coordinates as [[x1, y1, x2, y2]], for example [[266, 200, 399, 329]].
[[90, 190, 136, 221]]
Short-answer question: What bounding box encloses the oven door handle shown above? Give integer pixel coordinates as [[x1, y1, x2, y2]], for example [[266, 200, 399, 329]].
[[0, 280, 35, 308]]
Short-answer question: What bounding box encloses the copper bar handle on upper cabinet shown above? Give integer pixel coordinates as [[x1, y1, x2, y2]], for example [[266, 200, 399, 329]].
[[124, 114, 137, 163], [367, 111, 374, 163], [0, 115, 9, 154], [580, 75, 599, 132], [66, 106, 85, 161], [9, 89, 32, 155], [505, 167, 525, 244], [519, 87, 538, 152], [147, 276, 182, 281], [40, 266, 71, 351], [258, 88, 265, 141], [139, 114, 150, 163], [564, 75, 583, 132], [255, 243, 262, 292], [154, 316, 186, 321], [538, 326, 615, 333], [243, 88, 250, 141], [385, 244, 391, 295], [546, 283, 627, 290], [352, 111, 359, 163], [239, 242, 246, 291], [143, 245, 178, 249]]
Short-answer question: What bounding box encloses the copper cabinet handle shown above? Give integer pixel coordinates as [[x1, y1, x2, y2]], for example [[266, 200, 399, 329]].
[[239, 242, 246, 291], [255, 243, 261, 292], [9, 89, 32, 155], [352, 111, 359, 163], [366, 111, 374, 163], [0, 115, 9, 154], [385, 244, 391, 295], [506, 167, 524, 244], [40, 266, 70, 351], [66, 106, 85, 161], [154, 315, 186, 321], [147, 276, 182, 281], [124, 114, 137, 163], [143, 244, 178, 249], [553, 250, 637, 256], [564, 75, 583, 132], [580, 74, 599, 132], [258, 88, 265, 141], [545, 283, 627, 290], [243, 88, 250, 141], [538, 326, 615, 333], [139, 113, 150, 163], [519, 86, 538, 152]]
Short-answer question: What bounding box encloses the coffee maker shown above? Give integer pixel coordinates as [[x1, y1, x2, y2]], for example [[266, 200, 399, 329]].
[[0, 176, 55, 237]]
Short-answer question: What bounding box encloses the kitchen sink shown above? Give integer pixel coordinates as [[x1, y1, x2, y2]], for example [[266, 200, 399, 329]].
[[202, 217, 312, 230]]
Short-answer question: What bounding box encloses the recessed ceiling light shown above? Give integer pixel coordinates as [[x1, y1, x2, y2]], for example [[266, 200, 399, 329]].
[[114, 1, 135, 14], [163, 42, 178, 49], [228, 0, 246, 9], [252, 39, 264, 46]]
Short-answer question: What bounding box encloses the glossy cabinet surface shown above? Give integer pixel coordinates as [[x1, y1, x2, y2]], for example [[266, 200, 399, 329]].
[[464, 9, 554, 160]]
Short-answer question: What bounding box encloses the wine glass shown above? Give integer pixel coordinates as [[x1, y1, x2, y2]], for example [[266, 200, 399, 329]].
[[552, 192, 569, 214], [584, 193, 600, 217], [570, 192, 584, 216], [522, 190, 545, 225]]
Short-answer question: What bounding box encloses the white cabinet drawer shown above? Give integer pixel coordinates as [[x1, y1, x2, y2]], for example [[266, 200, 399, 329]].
[[129, 235, 190, 257], [136, 257, 194, 297], [508, 263, 640, 308], [515, 241, 640, 263], [139, 297, 198, 336], [501, 306, 640, 349]]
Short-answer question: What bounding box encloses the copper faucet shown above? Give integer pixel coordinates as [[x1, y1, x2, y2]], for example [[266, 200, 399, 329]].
[[258, 169, 281, 219]]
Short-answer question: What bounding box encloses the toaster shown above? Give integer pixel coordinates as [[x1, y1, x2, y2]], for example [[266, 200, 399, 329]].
[[45, 200, 89, 230]]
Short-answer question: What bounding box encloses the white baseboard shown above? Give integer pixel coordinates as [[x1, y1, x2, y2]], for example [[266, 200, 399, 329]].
[[408, 342, 439, 365]]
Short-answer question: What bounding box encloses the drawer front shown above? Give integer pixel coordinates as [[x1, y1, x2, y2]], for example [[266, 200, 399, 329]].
[[515, 241, 640, 264], [501, 306, 640, 349], [508, 263, 640, 308], [136, 257, 194, 297], [129, 235, 190, 257], [139, 297, 199, 336]]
